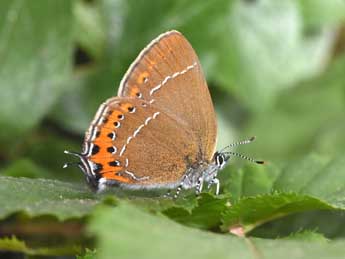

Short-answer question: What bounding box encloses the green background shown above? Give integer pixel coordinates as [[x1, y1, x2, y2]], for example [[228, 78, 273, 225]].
[[0, 0, 345, 258]]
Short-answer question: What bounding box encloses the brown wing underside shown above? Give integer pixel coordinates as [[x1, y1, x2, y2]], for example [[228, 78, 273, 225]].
[[85, 31, 217, 187], [88, 97, 199, 185], [118, 31, 217, 163]]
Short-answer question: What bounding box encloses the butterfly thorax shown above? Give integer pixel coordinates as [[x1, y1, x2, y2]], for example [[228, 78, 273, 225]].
[[169, 151, 229, 196]]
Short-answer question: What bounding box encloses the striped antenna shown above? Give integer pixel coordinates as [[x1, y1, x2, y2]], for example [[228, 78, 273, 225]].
[[220, 136, 256, 153], [223, 151, 264, 164]]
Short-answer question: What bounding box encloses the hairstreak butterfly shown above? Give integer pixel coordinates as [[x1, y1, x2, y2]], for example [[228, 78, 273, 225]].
[[64, 30, 263, 197]]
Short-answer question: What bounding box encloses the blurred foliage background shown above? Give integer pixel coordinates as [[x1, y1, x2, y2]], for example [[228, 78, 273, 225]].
[[1, 0, 345, 258]]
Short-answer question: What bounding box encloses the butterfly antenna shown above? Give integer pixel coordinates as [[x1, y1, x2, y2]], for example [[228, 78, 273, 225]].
[[223, 151, 264, 164], [63, 150, 86, 168], [64, 150, 84, 158], [63, 162, 79, 169], [220, 136, 256, 152]]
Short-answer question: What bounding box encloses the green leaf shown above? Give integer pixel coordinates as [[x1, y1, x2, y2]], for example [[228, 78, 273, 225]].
[[0, 236, 81, 256], [313, 122, 345, 157], [0, 176, 98, 220], [2, 153, 344, 237], [284, 230, 329, 242], [2, 154, 345, 255], [212, 0, 336, 111], [77, 249, 97, 259], [89, 203, 345, 259], [222, 192, 334, 233], [0, 159, 53, 179], [245, 55, 345, 160], [254, 238, 345, 259], [251, 210, 345, 239], [273, 154, 330, 193], [0, 0, 74, 142], [162, 193, 232, 230], [89, 203, 253, 259], [298, 0, 345, 27], [74, 0, 106, 59], [221, 154, 345, 233], [273, 154, 345, 207]]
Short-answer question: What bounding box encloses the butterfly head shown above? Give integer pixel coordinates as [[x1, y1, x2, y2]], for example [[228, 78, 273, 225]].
[[214, 136, 264, 168], [214, 151, 230, 169]]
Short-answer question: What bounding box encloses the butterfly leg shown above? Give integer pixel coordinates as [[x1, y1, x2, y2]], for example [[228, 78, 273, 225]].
[[171, 172, 194, 199], [208, 177, 220, 195], [171, 173, 195, 199], [163, 189, 172, 198], [173, 184, 183, 199], [195, 177, 204, 196]]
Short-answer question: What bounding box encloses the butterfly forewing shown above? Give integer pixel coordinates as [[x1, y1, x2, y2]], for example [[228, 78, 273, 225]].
[[118, 30, 217, 163]]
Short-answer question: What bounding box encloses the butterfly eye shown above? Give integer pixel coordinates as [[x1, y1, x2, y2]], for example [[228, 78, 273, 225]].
[[216, 153, 224, 167]]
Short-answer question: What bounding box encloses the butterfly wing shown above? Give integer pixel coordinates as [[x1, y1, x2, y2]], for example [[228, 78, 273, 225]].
[[118, 31, 217, 162], [84, 97, 199, 188]]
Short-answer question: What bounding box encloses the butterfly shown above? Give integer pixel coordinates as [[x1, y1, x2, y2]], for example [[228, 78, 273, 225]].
[[64, 30, 263, 197]]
